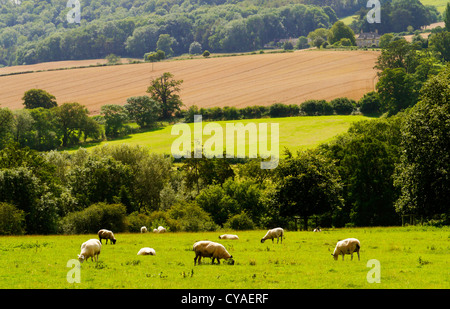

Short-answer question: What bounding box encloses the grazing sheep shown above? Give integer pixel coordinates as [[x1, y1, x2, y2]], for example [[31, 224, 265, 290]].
[[313, 227, 322, 232], [137, 247, 156, 256], [78, 239, 101, 263], [98, 229, 117, 244], [332, 238, 360, 261], [157, 226, 167, 233], [141, 226, 147, 233], [193, 241, 234, 265], [219, 234, 239, 240], [153, 229, 158, 233], [261, 227, 284, 244]]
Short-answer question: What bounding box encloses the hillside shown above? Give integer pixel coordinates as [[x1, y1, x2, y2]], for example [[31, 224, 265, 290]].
[[79, 115, 371, 156], [0, 50, 380, 115]]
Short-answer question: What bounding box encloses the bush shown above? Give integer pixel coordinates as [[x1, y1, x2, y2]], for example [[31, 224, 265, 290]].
[[269, 103, 291, 118], [168, 202, 218, 232], [59, 203, 127, 234], [0, 202, 25, 235], [224, 211, 255, 230], [300, 100, 333, 115], [359, 91, 382, 115], [330, 97, 355, 115]]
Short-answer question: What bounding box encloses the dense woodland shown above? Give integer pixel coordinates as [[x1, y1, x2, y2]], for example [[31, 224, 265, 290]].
[[0, 0, 441, 66]]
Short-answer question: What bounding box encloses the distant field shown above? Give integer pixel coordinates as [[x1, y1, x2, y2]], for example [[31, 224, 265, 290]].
[[80, 115, 371, 156], [421, 0, 447, 13], [0, 50, 379, 115], [0, 226, 448, 289]]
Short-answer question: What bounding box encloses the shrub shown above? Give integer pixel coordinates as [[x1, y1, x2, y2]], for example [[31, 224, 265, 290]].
[[269, 103, 291, 118], [330, 97, 355, 115], [59, 203, 127, 234], [300, 100, 333, 115], [223, 106, 240, 120], [359, 91, 382, 115], [224, 211, 255, 230], [0, 202, 25, 235], [168, 202, 218, 232]]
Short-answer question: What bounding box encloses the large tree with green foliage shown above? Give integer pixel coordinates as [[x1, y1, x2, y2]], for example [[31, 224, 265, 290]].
[[53, 102, 90, 147], [147, 72, 184, 120], [376, 67, 418, 115], [327, 21, 355, 46], [22, 89, 57, 109], [394, 66, 450, 220], [275, 149, 343, 230]]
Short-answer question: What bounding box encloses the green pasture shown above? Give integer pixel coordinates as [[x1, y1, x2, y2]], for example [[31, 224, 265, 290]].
[[0, 226, 448, 289], [83, 115, 370, 156]]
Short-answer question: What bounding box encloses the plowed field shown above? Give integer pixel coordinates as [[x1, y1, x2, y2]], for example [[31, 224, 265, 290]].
[[0, 50, 379, 115]]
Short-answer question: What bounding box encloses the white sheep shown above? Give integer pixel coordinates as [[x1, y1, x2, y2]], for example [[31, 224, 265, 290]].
[[153, 228, 158, 233], [98, 229, 117, 244], [260, 227, 284, 244], [140, 226, 147, 233], [332, 238, 361, 261], [157, 226, 167, 233], [219, 234, 239, 240], [313, 227, 322, 232], [78, 239, 101, 263], [193, 240, 234, 265], [137, 247, 156, 256]]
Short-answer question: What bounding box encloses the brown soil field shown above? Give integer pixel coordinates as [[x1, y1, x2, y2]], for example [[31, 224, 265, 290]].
[[0, 50, 380, 115]]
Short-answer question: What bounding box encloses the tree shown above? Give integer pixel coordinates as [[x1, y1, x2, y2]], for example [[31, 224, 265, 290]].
[[359, 91, 381, 115], [156, 34, 175, 57], [307, 28, 328, 48], [53, 102, 90, 147], [330, 97, 355, 115], [429, 31, 450, 62], [296, 36, 308, 49], [146, 50, 165, 62], [101, 104, 128, 138], [444, 2, 450, 31], [0, 107, 14, 148], [376, 68, 418, 115], [146, 72, 184, 120], [328, 21, 355, 46], [124, 96, 161, 128], [22, 89, 57, 109], [275, 149, 343, 230], [189, 41, 202, 55], [320, 117, 403, 226], [375, 39, 419, 74], [394, 67, 450, 219]]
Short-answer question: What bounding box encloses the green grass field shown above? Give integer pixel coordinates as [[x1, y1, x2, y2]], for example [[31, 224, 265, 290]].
[[83, 115, 371, 156], [1, 226, 448, 289]]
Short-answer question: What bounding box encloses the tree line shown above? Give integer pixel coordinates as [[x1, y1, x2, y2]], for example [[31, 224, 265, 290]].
[[0, 0, 441, 66]]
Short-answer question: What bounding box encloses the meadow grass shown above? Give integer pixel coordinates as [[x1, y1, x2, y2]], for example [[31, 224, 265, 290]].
[[0, 226, 448, 289], [79, 115, 371, 156]]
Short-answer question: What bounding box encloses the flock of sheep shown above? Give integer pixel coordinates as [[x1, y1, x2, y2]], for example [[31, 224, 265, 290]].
[[77, 227, 361, 265]]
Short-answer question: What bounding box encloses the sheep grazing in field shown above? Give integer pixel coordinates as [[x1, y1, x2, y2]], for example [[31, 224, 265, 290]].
[[219, 234, 239, 240], [261, 227, 284, 244], [141, 226, 147, 233], [98, 229, 117, 245], [332, 238, 360, 261], [137, 247, 156, 256], [153, 226, 167, 233], [193, 240, 234, 266], [78, 239, 101, 263], [313, 227, 322, 232]]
